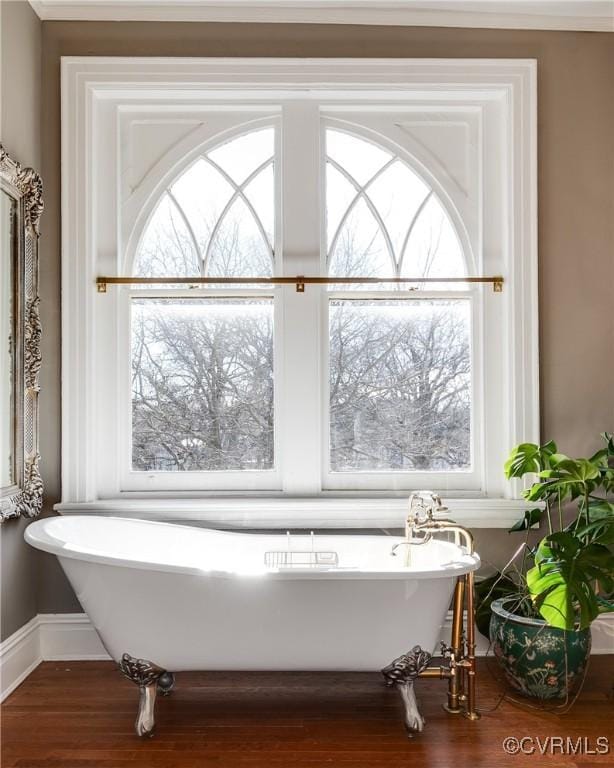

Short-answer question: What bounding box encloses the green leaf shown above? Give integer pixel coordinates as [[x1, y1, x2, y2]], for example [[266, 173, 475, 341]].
[[575, 518, 614, 546], [587, 499, 614, 519], [504, 441, 557, 479], [527, 533, 614, 630], [525, 458, 602, 505], [549, 452, 571, 467], [527, 566, 599, 630], [601, 432, 614, 455], [597, 596, 614, 614], [588, 448, 608, 464], [509, 508, 544, 532], [538, 458, 600, 483]]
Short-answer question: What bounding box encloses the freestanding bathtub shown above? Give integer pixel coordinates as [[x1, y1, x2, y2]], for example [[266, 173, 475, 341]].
[[25, 515, 480, 735]]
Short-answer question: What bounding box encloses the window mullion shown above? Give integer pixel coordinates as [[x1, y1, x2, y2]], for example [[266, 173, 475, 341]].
[[279, 102, 323, 493]]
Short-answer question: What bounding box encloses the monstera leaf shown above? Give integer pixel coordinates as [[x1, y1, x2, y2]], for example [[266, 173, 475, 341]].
[[509, 507, 544, 532], [525, 457, 601, 503], [504, 441, 557, 479], [575, 517, 614, 546], [526, 532, 614, 630]]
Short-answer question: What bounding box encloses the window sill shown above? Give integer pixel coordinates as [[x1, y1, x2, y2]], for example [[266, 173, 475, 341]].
[[54, 496, 529, 529]]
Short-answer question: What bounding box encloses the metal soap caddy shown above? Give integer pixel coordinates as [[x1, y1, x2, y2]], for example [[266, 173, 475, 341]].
[[381, 492, 481, 736], [264, 531, 339, 569]]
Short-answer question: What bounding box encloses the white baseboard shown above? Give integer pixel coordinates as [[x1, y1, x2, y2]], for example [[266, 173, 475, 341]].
[[0, 617, 43, 702], [1, 614, 110, 701], [2, 611, 613, 701], [38, 613, 110, 661], [589, 613, 614, 655]]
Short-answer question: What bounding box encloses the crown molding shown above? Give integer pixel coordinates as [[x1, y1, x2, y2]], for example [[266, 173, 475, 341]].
[[27, 1, 614, 32]]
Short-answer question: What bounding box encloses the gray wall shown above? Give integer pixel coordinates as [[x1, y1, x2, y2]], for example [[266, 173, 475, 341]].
[[37, 21, 614, 613], [0, 0, 42, 641], [2, 16, 613, 624]]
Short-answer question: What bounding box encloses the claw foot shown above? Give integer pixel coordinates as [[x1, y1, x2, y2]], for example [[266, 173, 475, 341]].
[[157, 672, 175, 696], [118, 653, 169, 737], [399, 681, 425, 736], [382, 645, 432, 737]]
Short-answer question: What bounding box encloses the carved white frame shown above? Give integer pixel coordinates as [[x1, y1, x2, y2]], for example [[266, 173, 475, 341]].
[[59, 58, 538, 528], [0, 145, 44, 522]]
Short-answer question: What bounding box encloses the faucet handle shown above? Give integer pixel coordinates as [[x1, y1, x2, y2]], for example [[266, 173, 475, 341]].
[[430, 493, 449, 515], [440, 641, 453, 659]]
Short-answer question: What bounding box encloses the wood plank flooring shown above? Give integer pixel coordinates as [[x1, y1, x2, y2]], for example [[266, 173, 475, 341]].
[[2, 658, 613, 767]]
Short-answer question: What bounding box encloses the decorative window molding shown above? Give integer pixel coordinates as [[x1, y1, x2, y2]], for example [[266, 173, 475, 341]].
[[60, 57, 538, 527]]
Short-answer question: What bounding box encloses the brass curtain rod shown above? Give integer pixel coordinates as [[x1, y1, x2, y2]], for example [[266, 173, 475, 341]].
[[97, 275, 504, 293]]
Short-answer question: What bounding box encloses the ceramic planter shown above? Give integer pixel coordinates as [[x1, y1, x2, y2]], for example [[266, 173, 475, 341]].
[[489, 597, 591, 700]]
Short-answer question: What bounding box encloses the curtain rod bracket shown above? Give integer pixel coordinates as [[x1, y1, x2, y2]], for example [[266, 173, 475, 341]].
[[296, 277, 305, 293]]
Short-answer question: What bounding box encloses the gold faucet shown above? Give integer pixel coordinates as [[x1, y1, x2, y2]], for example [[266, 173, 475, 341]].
[[389, 492, 479, 720], [391, 491, 453, 565], [409, 496, 475, 556]]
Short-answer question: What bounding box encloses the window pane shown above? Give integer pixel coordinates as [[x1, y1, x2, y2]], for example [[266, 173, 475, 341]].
[[402, 195, 464, 280], [208, 128, 274, 184], [169, 158, 234, 258], [367, 160, 429, 259], [244, 163, 275, 249], [134, 194, 200, 277], [132, 298, 274, 472], [326, 130, 391, 185], [326, 162, 356, 247], [329, 300, 471, 472], [206, 197, 272, 278], [325, 128, 466, 286], [328, 197, 394, 279], [134, 127, 275, 280]]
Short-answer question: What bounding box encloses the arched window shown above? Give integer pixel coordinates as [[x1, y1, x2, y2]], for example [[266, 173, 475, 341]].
[[130, 128, 276, 477], [134, 127, 275, 278], [326, 129, 465, 283], [325, 129, 471, 475]]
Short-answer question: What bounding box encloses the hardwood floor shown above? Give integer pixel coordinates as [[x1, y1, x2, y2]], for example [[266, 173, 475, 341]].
[[2, 658, 613, 768]]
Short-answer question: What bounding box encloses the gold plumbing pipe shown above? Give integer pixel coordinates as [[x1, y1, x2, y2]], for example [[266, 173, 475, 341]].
[[420, 667, 452, 679], [464, 568, 480, 721], [410, 516, 480, 721], [443, 577, 466, 714], [95, 275, 504, 293]]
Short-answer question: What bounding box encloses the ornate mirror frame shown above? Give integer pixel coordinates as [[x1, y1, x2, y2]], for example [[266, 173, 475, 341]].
[[0, 144, 43, 522]]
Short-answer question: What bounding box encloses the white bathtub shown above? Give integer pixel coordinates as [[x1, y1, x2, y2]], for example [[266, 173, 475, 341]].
[[25, 515, 479, 672]]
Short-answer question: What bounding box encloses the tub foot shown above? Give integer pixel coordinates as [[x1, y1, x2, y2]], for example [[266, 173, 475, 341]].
[[382, 645, 432, 737], [118, 653, 168, 737], [157, 671, 175, 696]]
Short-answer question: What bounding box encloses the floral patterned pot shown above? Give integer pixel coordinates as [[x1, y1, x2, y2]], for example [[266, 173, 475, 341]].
[[489, 597, 591, 700]]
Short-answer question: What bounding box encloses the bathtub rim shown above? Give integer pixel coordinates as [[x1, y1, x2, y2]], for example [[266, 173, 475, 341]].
[[25, 515, 480, 581]]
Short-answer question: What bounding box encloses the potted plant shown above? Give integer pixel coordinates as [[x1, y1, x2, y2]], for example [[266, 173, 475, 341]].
[[481, 434, 614, 700]]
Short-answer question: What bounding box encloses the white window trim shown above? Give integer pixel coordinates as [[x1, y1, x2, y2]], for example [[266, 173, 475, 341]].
[[59, 57, 538, 528], [55, 496, 539, 530]]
